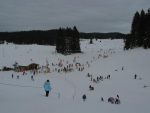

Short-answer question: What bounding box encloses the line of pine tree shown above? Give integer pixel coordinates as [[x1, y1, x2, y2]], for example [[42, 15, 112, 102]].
[[56, 26, 81, 54], [124, 8, 150, 49]]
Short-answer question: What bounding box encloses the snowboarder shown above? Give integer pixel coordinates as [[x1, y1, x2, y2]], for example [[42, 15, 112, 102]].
[[43, 80, 52, 97]]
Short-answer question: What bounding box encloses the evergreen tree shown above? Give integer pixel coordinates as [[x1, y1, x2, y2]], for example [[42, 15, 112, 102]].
[[125, 8, 150, 49], [131, 11, 140, 35], [72, 26, 81, 53], [144, 9, 150, 48], [137, 10, 145, 46], [56, 26, 81, 54]]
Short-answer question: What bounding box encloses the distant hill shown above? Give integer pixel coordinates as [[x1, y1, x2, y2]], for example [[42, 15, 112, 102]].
[[0, 30, 126, 45]]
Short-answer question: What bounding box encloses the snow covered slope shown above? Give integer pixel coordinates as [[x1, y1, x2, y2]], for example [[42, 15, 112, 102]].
[[0, 39, 150, 113]]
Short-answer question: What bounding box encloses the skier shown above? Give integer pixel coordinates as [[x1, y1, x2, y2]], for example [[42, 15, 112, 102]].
[[117, 94, 119, 99], [101, 97, 104, 102], [43, 80, 52, 97], [122, 66, 124, 71], [12, 74, 14, 78], [82, 94, 86, 101], [17, 75, 19, 79], [31, 75, 34, 81], [134, 74, 137, 79]]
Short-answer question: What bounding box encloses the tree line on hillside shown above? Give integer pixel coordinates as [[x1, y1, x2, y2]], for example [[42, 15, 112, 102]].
[[56, 26, 81, 54], [80, 32, 126, 39], [0, 30, 57, 45], [0, 30, 126, 45], [124, 8, 150, 49]]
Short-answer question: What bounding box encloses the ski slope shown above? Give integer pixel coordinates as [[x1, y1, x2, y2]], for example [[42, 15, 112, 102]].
[[0, 39, 150, 113]]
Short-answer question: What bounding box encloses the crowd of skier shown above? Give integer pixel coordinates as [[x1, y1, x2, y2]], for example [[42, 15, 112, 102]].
[[9, 47, 143, 105], [9, 48, 122, 104]]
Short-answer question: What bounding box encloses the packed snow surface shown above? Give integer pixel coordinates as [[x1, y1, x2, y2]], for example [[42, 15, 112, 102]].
[[0, 39, 150, 113]]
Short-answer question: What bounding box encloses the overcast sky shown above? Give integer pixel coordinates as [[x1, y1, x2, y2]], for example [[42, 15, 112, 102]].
[[0, 0, 150, 33]]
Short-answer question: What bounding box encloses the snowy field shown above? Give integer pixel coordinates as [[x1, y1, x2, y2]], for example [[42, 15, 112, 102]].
[[0, 39, 150, 113]]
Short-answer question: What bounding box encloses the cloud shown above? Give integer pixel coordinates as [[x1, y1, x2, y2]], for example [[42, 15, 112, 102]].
[[0, 0, 150, 33]]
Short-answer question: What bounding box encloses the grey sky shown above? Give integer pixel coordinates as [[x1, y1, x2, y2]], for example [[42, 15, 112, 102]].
[[0, 0, 149, 33]]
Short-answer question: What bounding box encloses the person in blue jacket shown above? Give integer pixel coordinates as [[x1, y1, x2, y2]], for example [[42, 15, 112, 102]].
[[44, 80, 51, 97]]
